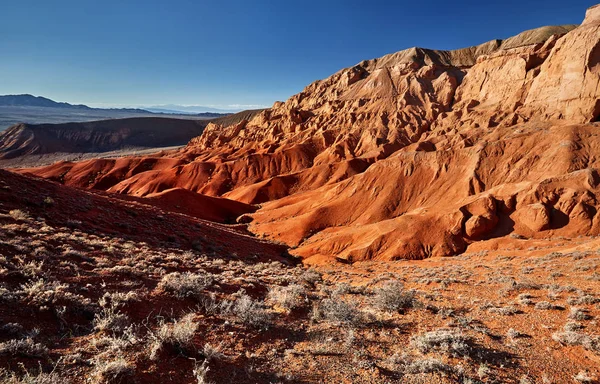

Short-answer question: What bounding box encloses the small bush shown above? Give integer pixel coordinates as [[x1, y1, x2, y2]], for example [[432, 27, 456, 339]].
[[193, 361, 212, 384], [157, 272, 213, 299], [201, 343, 224, 362], [404, 358, 457, 375], [0, 338, 48, 357], [574, 371, 596, 383], [373, 280, 415, 313], [0, 367, 66, 384], [506, 328, 524, 340], [568, 294, 600, 306], [9, 210, 31, 222], [148, 314, 198, 360], [517, 293, 533, 305], [569, 307, 592, 321], [488, 305, 520, 315], [410, 329, 472, 357], [93, 358, 134, 383], [94, 303, 129, 334], [230, 294, 272, 328], [267, 284, 307, 312], [552, 327, 600, 353], [534, 301, 558, 310], [302, 269, 322, 285], [313, 296, 364, 326]]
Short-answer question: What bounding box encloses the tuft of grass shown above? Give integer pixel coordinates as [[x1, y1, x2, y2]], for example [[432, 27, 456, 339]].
[[148, 314, 198, 360], [0, 367, 67, 384], [94, 303, 129, 334], [267, 284, 307, 312], [230, 294, 273, 328], [312, 296, 365, 326], [574, 371, 597, 383], [157, 272, 213, 299], [404, 358, 458, 375], [569, 307, 592, 321], [552, 325, 600, 353], [193, 361, 212, 384], [410, 329, 472, 357], [372, 279, 416, 313], [93, 358, 134, 383], [0, 338, 48, 358], [9, 210, 31, 222]]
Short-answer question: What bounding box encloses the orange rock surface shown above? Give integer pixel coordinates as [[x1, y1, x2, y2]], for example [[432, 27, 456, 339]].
[[19, 5, 600, 263]]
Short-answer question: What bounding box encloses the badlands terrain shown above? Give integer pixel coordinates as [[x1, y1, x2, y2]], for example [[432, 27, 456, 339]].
[[1, 4, 600, 383]]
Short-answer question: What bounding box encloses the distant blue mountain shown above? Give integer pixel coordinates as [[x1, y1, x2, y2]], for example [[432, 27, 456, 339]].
[[146, 104, 239, 114], [0, 94, 150, 113]]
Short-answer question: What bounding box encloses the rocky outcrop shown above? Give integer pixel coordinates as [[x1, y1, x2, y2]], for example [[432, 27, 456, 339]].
[[19, 5, 600, 262]]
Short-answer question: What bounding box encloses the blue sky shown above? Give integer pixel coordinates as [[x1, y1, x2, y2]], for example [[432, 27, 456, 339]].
[[0, 0, 596, 110]]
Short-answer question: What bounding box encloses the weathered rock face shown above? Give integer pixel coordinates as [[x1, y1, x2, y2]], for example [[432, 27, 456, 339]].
[[520, 5, 600, 123], [19, 5, 600, 262]]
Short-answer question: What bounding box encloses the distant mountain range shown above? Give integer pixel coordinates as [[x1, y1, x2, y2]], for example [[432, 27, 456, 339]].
[[0, 94, 235, 115], [0, 94, 231, 130], [146, 105, 240, 114], [0, 94, 149, 113]]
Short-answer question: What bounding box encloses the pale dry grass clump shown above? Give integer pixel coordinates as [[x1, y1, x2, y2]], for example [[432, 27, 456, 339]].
[[552, 327, 600, 353], [302, 269, 322, 285], [0, 367, 67, 384], [157, 272, 213, 299], [386, 353, 460, 377], [9, 209, 31, 222], [0, 338, 48, 357], [148, 313, 198, 360], [534, 301, 562, 310], [312, 295, 365, 326], [193, 361, 212, 384], [410, 329, 472, 357], [372, 279, 416, 313], [574, 370, 597, 383], [93, 304, 130, 334], [92, 357, 135, 383], [229, 294, 273, 328], [267, 284, 307, 312], [19, 279, 90, 307], [569, 307, 592, 321]]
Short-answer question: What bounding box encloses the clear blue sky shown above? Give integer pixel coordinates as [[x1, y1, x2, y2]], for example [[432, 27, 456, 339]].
[[0, 0, 596, 109]]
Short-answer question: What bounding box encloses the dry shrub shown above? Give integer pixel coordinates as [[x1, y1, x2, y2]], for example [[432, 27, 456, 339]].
[[148, 313, 198, 360], [373, 280, 416, 313], [157, 272, 213, 299]]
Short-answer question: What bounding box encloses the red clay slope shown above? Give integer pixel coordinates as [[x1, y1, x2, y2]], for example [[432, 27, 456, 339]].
[[18, 5, 600, 263], [0, 169, 288, 262]]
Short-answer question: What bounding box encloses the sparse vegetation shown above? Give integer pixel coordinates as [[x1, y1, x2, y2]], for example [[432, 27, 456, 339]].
[[0, 338, 48, 357], [157, 272, 213, 299], [148, 314, 198, 360], [372, 279, 416, 313], [268, 284, 307, 311], [1, 169, 600, 383], [410, 329, 471, 357]]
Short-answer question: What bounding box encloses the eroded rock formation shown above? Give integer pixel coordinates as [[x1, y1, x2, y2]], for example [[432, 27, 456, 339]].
[[18, 5, 600, 262]]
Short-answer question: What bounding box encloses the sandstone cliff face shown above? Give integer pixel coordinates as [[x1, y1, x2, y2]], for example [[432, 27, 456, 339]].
[[21, 6, 600, 262]]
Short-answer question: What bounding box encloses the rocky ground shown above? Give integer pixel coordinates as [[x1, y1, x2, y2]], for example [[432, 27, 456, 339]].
[[0, 170, 599, 383]]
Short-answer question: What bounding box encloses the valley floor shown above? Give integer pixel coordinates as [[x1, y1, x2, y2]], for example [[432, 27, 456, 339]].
[[0, 145, 184, 169]]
